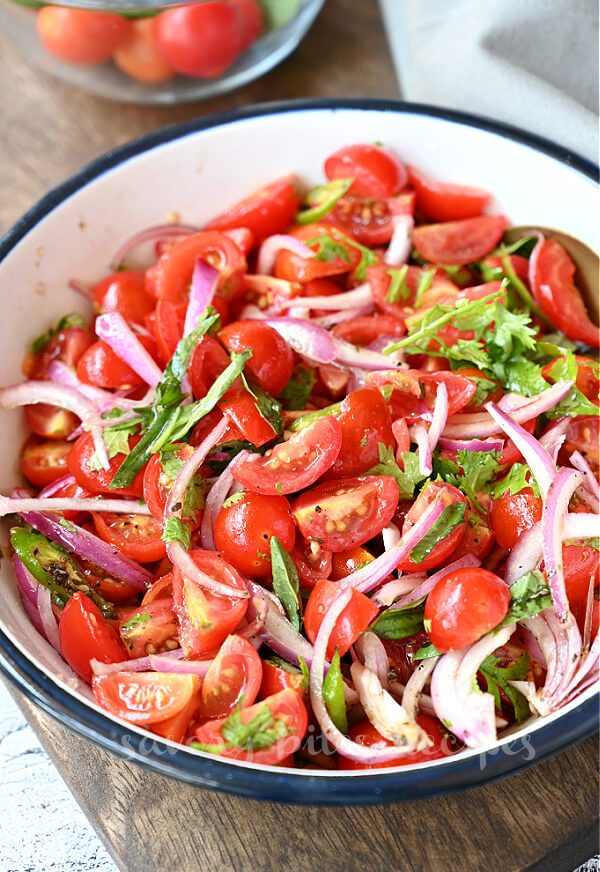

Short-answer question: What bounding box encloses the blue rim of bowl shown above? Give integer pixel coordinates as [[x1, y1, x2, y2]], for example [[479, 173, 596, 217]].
[[0, 98, 598, 805]]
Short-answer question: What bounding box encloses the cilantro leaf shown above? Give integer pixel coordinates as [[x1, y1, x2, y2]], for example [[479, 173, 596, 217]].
[[479, 652, 531, 723], [492, 464, 541, 499], [450, 449, 502, 508], [192, 697, 294, 755], [307, 235, 351, 264], [278, 364, 316, 411], [385, 266, 410, 303], [414, 268, 435, 308], [270, 536, 301, 631], [87, 424, 138, 471], [323, 648, 348, 733], [161, 517, 191, 550], [409, 502, 467, 564], [414, 641, 442, 661], [369, 602, 425, 640], [503, 570, 552, 624], [368, 443, 428, 499], [121, 612, 152, 629]]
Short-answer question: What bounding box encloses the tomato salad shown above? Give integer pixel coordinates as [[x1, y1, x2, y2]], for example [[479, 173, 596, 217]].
[[2, 142, 599, 769]]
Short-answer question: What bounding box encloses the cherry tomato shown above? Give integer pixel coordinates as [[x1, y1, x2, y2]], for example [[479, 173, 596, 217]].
[[47, 478, 93, 524], [93, 671, 199, 725], [338, 714, 456, 769], [232, 416, 342, 495], [452, 367, 503, 409], [325, 192, 415, 246], [214, 492, 295, 577], [76, 338, 155, 390], [292, 476, 399, 553], [260, 659, 307, 699], [481, 253, 530, 282], [206, 175, 301, 243], [193, 688, 307, 765], [37, 7, 131, 65], [451, 515, 495, 561], [326, 388, 395, 479], [219, 385, 280, 446], [383, 630, 429, 685], [490, 484, 543, 551], [424, 566, 511, 652], [542, 355, 599, 405], [330, 314, 406, 346], [230, 0, 263, 49], [24, 404, 78, 441], [151, 299, 187, 366], [172, 550, 248, 656], [412, 216, 506, 266], [92, 512, 167, 563], [142, 445, 201, 525], [21, 436, 70, 488], [59, 592, 126, 684], [290, 534, 332, 590], [153, 2, 242, 79], [113, 18, 175, 84], [146, 231, 246, 303], [67, 432, 146, 499], [274, 224, 361, 284], [92, 270, 155, 324], [331, 546, 375, 580], [24, 325, 93, 380], [199, 634, 263, 720], [189, 407, 243, 448], [119, 599, 178, 659], [219, 320, 294, 395], [367, 369, 476, 423], [78, 560, 141, 605], [531, 238, 599, 347], [559, 416, 599, 470], [324, 144, 407, 199], [304, 578, 378, 659], [407, 165, 491, 222], [397, 483, 468, 572], [563, 543, 600, 606], [392, 417, 410, 462]]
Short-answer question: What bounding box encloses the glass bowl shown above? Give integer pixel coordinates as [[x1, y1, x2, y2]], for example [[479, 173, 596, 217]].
[[0, 0, 326, 104]]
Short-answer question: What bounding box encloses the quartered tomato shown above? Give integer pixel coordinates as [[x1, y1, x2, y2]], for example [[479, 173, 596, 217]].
[[325, 388, 395, 479], [92, 512, 167, 563], [119, 599, 178, 659], [338, 714, 455, 770], [412, 215, 506, 266], [324, 143, 407, 199], [78, 561, 141, 604], [407, 165, 491, 222], [324, 191, 415, 246], [76, 338, 153, 390], [141, 572, 173, 606], [67, 432, 146, 498], [274, 224, 361, 284], [304, 578, 378, 658], [219, 320, 294, 395], [490, 483, 543, 551], [214, 492, 296, 577], [292, 475, 399, 552], [330, 314, 406, 346], [290, 533, 332, 590], [397, 482, 468, 572], [559, 416, 599, 470], [260, 659, 307, 699], [150, 685, 202, 743], [219, 385, 280, 447], [198, 634, 263, 719], [193, 688, 307, 765], [92, 270, 154, 324], [20, 436, 71, 487], [172, 550, 248, 656], [205, 175, 301, 243], [424, 566, 511, 652], [93, 671, 200, 725], [59, 592, 126, 684], [232, 416, 342, 495]]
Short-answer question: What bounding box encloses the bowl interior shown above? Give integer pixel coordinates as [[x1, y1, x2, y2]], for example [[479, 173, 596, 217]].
[[0, 104, 597, 795]]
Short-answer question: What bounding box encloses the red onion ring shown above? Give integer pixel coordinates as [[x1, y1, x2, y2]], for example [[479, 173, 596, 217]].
[[353, 632, 390, 689], [392, 554, 481, 609], [110, 223, 199, 271], [37, 583, 61, 652], [409, 424, 432, 476], [570, 450, 600, 502], [38, 475, 77, 498], [200, 450, 253, 551], [541, 468, 584, 619], [402, 656, 439, 723], [2, 495, 152, 519], [438, 436, 504, 453], [90, 648, 184, 677], [296, 282, 372, 311]]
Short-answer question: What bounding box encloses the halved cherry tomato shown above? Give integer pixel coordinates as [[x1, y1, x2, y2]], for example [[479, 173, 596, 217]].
[[412, 216, 506, 266], [424, 566, 511, 652], [92, 270, 154, 324], [324, 144, 407, 199], [146, 231, 246, 303], [274, 224, 361, 284], [92, 512, 167, 563], [48, 478, 94, 524], [563, 543, 600, 606], [392, 417, 410, 462], [141, 573, 173, 606], [93, 671, 199, 725], [222, 226, 255, 256], [150, 685, 202, 743], [199, 634, 263, 719], [397, 482, 468, 572], [142, 445, 201, 525], [330, 315, 406, 346], [325, 388, 395, 479], [219, 385, 280, 447], [232, 416, 342, 495], [304, 578, 379, 658], [205, 175, 301, 243], [338, 714, 455, 770], [499, 417, 536, 466], [23, 404, 78, 441], [331, 546, 375, 580], [67, 432, 146, 498], [76, 338, 153, 390], [21, 436, 71, 488], [193, 688, 307, 765], [214, 492, 296, 577], [172, 550, 248, 656], [290, 533, 332, 590], [531, 238, 599, 347], [59, 592, 127, 684], [452, 514, 495, 561], [452, 367, 503, 409], [542, 355, 600, 405], [219, 320, 294, 395], [490, 483, 543, 551], [260, 659, 307, 699], [292, 475, 399, 553], [24, 325, 93, 380], [152, 299, 188, 366], [188, 334, 230, 399], [559, 416, 599, 470], [408, 165, 491, 222], [230, 0, 263, 50], [324, 191, 415, 246], [367, 370, 476, 424], [78, 560, 141, 604], [189, 407, 243, 448], [383, 630, 429, 685], [119, 599, 178, 659]]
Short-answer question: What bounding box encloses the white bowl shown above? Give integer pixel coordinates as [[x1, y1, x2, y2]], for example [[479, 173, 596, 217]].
[[0, 100, 597, 804]]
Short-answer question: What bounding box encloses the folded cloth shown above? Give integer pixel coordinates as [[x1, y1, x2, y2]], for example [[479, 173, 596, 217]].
[[378, 0, 599, 163]]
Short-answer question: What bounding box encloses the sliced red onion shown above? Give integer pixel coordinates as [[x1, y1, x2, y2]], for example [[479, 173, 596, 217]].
[[353, 632, 390, 689], [545, 608, 581, 700], [147, 655, 213, 677], [371, 574, 427, 607], [257, 235, 316, 275], [47, 361, 114, 404], [388, 680, 438, 718], [485, 400, 557, 498], [519, 625, 547, 668], [167, 540, 248, 601], [237, 597, 268, 640], [392, 554, 481, 609], [570, 450, 600, 501], [346, 367, 368, 392], [427, 382, 448, 455], [542, 468, 584, 619], [37, 583, 61, 652], [245, 578, 286, 617], [332, 338, 399, 372], [312, 304, 374, 328], [384, 215, 414, 266], [12, 555, 46, 637], [382, 522, 401, 552], [582, 577, 595, 652], [438, 436, 504, 454], [200, 450, 253, 550], [90, 648, 184, 677], [184, 258, 219, 336], [296, 282, 372, 311], [1, 495, 151, 519], [263, 318, 337, 363], [402, 656, 439, 723], [166, 417, 228, 523], [258, 595, 315, 666], [431, 624, 513, 748], [110, 223, 199, 271], [38, 474, 77, 498], [539, 417, 570, 464], [561, 633, 599, 704], [443, 380, 573, 439], [409, 424, 432, 476], [19, 509, 153, 589], [96, 312, 163, 388]]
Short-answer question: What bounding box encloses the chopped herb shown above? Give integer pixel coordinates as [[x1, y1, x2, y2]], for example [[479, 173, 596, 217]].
[[276, 482, 283, 496], [441, 449, 502, 510], [414, 641, 442, 661], [385, 266, 410, 303], [370, 601, 425, 640], [241, 373, 283, 435], [270, 536, 301, 631], [492, 463, 540, 499], [161, 517, 191, 550], [278, 364, 316, 411], [323, 648, 348, 733], [502, 570, 552, 625], [563, 537, 600, 551], [414, 268, 435, 309], [409, 502, 467, 564], [307, 235, 352, 264], [58, 518, 76, 532], [121, 612, 152, 629], [367, 443, 428, 499], [87, 424, 138, 471], [480, 652, 531, 723], [222, 492, 246, 509], [192, 697, 294, 755]]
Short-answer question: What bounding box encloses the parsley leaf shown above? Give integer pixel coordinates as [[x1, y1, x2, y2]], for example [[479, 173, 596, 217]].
[[480, 652, 531, 723], [323, 648, 348, 733], [368, 443, 428, 499], [278, 364, 316, 411], [161, 517, 191, 550], [409, 502, 467, 564], [370, 602, 425, 640], [492, 463, 540, 499], [270, 536, 301, 631], [503, 570, 552, 624]]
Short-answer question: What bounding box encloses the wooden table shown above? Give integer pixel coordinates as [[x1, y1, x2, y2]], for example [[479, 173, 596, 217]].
[[0, 2, 598, 870]]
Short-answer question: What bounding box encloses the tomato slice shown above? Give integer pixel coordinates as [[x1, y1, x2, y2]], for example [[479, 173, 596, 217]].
[[325, 387, 395, 479], [21, 436, 71, 488], [219, 386, 279, 447], [324, 144, 407, 199], [92, 512, 166, 563], [193, 688, 308, 765], [141, 572, 173, 606], [292, 475, 399, 552], [205, 175, 301, 243], [531, 238, 599, 347], [24, 325, 93, 380], [412, 216, 506, 266], [67, 432, 146, 498], [407, 165, 491, 222], [119, 599, 179, 659], [338, 714, 455, 769], [274, 224, 361, 284], [219, 320, 294, 396], [199, 634, 263, 720], [150, 686, 202, 743], [172, 550, 248, 657], [142, 445, 200, 525], [559, 415, 599, 470], [563, 542, 600, 606], [451, 513, 495, 561], [397, 482, 468, 572], [59, 592, 127, 684], [92, 671, 199, 725], [324, 192, 415, 246], [304, 578, 379, 658], [542, 355, 599, 406], [330, 545, 375, 580], [153, 299, 187, 366], [490, 484, 543, 551], [232, 416, 342, 495]]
